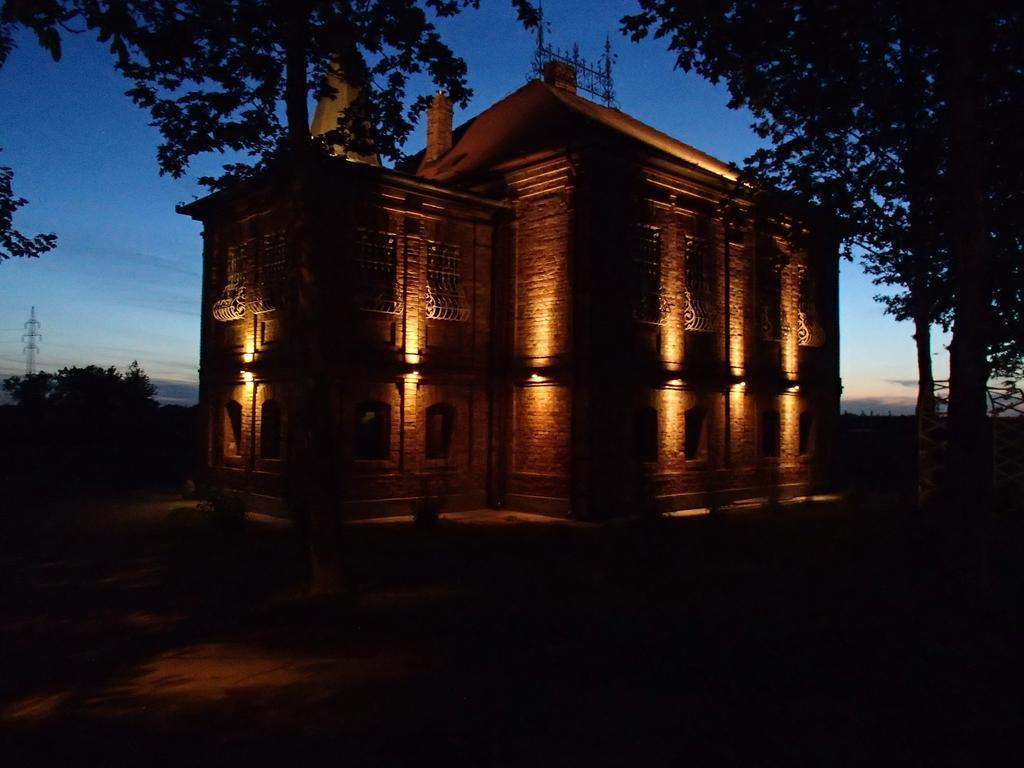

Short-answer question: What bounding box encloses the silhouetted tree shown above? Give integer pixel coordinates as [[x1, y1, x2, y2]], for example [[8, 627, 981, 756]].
[[624, 0, 1024, 512]]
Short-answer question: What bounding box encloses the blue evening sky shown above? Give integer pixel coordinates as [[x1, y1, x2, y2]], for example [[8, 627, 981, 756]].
[[0, 1, 945, 411]]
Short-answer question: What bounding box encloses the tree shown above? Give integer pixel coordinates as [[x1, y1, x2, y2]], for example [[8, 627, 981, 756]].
[[623, 0, 1024, 512], [0, 17, 58, 260], [5, 0, 538, 592]]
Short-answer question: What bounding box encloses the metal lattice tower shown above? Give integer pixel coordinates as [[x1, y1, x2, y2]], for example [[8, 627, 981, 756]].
[[22, 306, 41, 374]]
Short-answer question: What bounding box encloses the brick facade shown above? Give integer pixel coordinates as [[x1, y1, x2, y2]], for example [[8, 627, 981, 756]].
[[182, 75, 840, 520]]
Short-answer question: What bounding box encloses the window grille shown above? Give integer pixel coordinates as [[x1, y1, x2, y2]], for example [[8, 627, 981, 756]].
[[631, 225, 665, 324], [354, 230, 402, 315], [796, 266, 825, 347], [250, 231, 288, 315], [758, 248, 785, 342], [212, 242, 252, 322], [683, 235, 717, 332], [426, 242, 469, 322]]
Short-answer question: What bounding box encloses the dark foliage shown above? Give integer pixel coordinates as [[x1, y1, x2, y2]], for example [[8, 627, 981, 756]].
[[1, 362, 197, 496]]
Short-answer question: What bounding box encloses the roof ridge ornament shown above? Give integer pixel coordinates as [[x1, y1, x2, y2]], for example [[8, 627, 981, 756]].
[[529, 2, 617, 107]]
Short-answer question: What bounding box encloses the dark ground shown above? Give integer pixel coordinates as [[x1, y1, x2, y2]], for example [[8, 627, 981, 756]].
[[3, 490, 1024, 766]]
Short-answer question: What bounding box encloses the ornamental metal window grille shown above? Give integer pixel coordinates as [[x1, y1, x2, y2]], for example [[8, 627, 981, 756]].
[[212, 241, 253, 322], [757, 249, 785, 342], [630, 225, 665, 324], [426, 242, 469, 322], [796, 265, 826, 347], [353, 229, 402, 315], [683, 235, 717, 332], [250, 231, 288, 315]]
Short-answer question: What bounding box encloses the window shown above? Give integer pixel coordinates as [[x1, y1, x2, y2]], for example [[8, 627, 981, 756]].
[[260, 400, 282, 460], [426, 242, 469, 321], [212, 242, 252, 322], [684, 407, 707, 460], [757, 244, 785, 342], [761, 410, 781, 458], [634, 406, 659, 462], [250, 230, 287, 315], [796, 265, 825, 347], [353, 230, 401, 315], [630, 225, 664, 324], [355, 401, 391, 460], [224, 400, 243, 457], [799, 411, 814, 455], [425, 403, 455, 459], [683, 235, 716, 332]]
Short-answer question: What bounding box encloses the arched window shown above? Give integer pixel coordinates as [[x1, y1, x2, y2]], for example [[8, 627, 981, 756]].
[[261, 400, 282, 460], [224, 400, 243, 457], [355, 401, 391, 460], [425, 403, 455, 460], [634, 406, 659, 462], [684, 407, 707, 460], [799, 411, 814, 455], [761, 410, 781, 458]]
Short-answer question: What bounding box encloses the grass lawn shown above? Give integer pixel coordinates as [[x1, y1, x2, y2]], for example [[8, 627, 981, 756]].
[[2, 493, 1023, 765]]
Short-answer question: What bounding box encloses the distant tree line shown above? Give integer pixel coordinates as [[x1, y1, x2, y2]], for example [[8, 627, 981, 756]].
[[1, 362, 196, 496]]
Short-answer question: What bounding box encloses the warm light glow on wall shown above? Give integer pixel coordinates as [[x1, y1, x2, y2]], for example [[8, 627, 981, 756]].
[[667, 378, 683, 387], [405, 314, 421, 366], [529, 372, 544, 383], [781, 390, 799, 459], [664, 325, 683, 368], [242, 352, 254, 364], [242, 371, 254, 384], [729, 384, 745, 462], [661, 385, 684, 464], [782, 266, 798, 377], [729, 333, 745, 377]]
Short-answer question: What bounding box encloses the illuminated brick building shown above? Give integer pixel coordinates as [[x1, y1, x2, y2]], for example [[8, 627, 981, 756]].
[[182, 64, 840, 519]]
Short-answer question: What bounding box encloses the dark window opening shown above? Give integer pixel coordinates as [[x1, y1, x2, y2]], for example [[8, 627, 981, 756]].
[[224, 400, 243, 457], [425, 403, 455, 459], [630, 225, 663, 324], [799, 411, 814, 455], [761, 410, 781, 458], [684, 407, 707, 460], [261, 400, 282, 460], [355, 401, 391, 460], [634, 406, 659, 462]]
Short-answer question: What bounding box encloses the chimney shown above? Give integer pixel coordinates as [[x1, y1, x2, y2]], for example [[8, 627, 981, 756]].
[[426, 91, 453, 163], [543, 60, 577, 95]]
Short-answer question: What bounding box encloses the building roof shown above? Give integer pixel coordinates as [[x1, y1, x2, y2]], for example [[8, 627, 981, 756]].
[[413, 80, 738, 184]]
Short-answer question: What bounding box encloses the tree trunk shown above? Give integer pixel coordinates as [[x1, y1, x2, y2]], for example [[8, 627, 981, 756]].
[[281, 3, 345, 594], [914, 312, 935, 416], [942, 8, 993, 519]]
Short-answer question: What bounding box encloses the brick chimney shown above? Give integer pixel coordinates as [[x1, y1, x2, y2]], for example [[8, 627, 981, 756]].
[[425, 91, 453, 163], [543, 60, 577, 94]]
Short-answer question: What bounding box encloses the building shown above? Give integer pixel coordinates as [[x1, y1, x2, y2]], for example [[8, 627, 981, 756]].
[[180, 62, 841, 520]]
